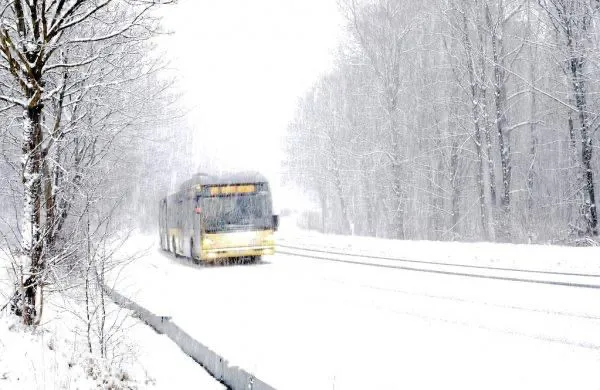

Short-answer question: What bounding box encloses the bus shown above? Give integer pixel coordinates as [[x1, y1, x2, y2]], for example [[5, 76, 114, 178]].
[[158, 171, 278, 263]]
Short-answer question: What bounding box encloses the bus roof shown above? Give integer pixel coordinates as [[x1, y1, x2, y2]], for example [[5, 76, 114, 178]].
[[178, 171, 269, 191]]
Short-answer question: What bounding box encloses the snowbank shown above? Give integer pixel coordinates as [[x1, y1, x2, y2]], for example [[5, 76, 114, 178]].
[[110, 232, 600, 390], [106, 286, 273, 390], [0, 252, 223, 390], [279, 219, 600, 275], [0, 313, 132, 389]]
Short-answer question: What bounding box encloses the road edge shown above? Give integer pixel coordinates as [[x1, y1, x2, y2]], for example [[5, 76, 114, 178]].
[[104, 284, 276, 390]]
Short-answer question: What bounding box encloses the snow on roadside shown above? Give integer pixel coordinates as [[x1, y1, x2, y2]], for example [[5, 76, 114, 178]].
[[279, 216, 600, 274], [0, 254, 224, 390], [121, 313, 226, 390], [0, 314, 102, 389], [110, 231, 600, 390]]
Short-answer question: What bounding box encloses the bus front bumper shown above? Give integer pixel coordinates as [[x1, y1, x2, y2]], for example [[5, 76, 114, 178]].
[[201, 246, 275, 260]]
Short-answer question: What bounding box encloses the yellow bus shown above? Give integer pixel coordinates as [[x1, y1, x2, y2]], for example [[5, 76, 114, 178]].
[[159, 172, 278, 263]]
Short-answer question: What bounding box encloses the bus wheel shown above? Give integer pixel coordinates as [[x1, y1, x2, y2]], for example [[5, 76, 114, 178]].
[[171, 237, 178, 257], [190, 239, 197, 262], [241, 256, 257, 265]]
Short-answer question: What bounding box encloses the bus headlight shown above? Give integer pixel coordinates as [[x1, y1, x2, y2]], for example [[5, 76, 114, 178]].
[[263, 233, 275, 246], [202, 238, 214, 249]]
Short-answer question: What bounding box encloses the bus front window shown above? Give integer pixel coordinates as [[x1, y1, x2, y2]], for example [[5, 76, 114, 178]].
[[201, 193, 272, 232]]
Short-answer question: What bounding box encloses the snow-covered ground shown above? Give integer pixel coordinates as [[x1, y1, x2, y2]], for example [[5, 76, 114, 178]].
[[278, 217, 600, 275], [0, 254, 224, 389], [109, 223, 600, 390], [0, 312, 224, 390]]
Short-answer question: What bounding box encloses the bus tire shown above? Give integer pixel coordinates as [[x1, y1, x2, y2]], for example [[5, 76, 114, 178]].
[[171, 237, 178, 257], [190, 238, 196, 261]]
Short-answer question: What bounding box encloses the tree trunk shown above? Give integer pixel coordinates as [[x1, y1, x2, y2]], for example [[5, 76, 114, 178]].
[[361, 160, 376, 236], [461, 8, 489, 240], [526, 1, 537, 236], [568, 47, 597, 235], [449, 139, 461, 239], [319, 190, 327, 233], [389, 99, 406, 240], [19, 104, 45, 325], [488, 0, 511, 241]]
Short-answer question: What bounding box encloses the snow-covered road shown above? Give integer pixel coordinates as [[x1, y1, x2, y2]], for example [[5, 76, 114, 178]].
[[112, 233, 600, 389]]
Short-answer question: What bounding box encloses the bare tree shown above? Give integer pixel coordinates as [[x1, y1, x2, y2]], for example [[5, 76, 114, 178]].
[[0, 0, 172, 325], [286, 0, 600, 244], [538, 0, 599, 236]]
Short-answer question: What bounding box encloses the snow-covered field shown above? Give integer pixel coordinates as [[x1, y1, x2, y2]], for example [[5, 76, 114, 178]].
[[0, 312, 224, 390], [0, 253, 224, 389], [109, 223, 600, 390], [278, 218, 600, 275]]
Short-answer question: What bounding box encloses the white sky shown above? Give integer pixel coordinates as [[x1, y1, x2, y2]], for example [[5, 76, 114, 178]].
[[157, 0, 343, 196]]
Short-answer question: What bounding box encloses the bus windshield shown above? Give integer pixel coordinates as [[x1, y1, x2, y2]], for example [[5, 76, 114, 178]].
[[201, 193, 272, 232]]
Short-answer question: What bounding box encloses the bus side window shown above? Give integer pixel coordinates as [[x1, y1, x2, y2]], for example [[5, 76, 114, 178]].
[[177, 197, 183, 228]]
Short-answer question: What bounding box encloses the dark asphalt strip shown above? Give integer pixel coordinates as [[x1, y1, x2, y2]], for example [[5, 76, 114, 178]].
[[278, 248, 600, 290], [278, 242, 600, 278]]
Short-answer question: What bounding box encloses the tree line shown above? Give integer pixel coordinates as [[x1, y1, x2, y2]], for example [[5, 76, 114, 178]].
[[286, 0, 600, 244], [0, 0, 189, 329]]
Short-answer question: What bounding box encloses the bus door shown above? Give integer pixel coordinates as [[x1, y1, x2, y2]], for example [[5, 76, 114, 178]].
[[192, 196, 203, 258], [159, 200, 167, 249]]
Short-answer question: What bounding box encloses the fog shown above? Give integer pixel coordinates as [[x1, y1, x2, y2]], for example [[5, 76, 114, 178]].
[[157, 0, 343, 197]]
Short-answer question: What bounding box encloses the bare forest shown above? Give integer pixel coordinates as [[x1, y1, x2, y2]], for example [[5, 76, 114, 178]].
[[286, 0, 600, 245], [0, 1, 598, 388], [0, 0, 189, 331]]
